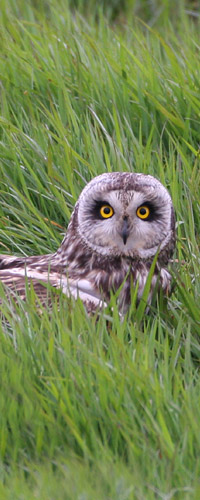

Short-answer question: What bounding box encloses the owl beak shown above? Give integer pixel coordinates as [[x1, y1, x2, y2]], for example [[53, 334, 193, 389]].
[[121, 216, 129, 245]]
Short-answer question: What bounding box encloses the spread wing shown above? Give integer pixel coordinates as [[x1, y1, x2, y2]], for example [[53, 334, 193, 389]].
[[0, 254, 107, 312]]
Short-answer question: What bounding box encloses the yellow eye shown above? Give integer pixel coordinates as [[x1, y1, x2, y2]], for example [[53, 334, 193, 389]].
[[100, 205, 114, 219], [136, 205, 150, 219]]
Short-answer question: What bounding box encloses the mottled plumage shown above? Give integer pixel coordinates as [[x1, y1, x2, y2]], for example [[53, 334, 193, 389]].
[[0, 172, 176, 313]]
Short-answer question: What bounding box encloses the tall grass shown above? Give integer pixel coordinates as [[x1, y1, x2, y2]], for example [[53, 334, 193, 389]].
[[0, 1, 200, 498]]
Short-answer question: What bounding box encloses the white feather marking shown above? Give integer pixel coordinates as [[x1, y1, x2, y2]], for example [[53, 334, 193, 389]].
[[0, 266, 106, 309]]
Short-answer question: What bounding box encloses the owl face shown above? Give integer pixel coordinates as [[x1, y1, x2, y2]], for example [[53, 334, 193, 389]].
[[76, 172, 175, 259]]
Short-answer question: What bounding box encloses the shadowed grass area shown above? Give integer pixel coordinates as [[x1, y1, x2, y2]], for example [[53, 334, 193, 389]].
[[0, 1, 200, 498]]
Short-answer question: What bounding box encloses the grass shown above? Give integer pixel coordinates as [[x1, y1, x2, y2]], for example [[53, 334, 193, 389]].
[[0, 0, 200, 498]]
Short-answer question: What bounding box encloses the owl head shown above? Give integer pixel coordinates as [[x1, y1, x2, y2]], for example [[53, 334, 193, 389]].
[[72, 172, 175, 262]]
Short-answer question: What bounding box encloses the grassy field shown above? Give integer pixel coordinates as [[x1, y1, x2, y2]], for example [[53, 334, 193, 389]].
[[0, 0, 200, 498]]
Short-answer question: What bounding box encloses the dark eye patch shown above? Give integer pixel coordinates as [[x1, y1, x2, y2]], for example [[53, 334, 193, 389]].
[[90, 200, 114, 220], [138, 201, 161, 221]]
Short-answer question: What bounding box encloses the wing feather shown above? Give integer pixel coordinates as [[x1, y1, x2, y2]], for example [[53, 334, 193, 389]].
[[0, 256, 106, 311]]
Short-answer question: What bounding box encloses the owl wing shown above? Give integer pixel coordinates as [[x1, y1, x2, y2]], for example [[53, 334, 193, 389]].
[[0, 255, 107, 312], [61, 277, 108, 312]]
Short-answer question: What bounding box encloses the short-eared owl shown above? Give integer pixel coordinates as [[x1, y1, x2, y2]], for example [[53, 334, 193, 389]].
[[0, 172, 175, 313]]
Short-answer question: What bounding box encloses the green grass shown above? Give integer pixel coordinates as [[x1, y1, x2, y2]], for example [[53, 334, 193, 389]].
[[0, 0, 200, 498]]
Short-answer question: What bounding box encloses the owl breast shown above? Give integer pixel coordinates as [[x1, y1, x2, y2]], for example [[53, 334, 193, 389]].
[[90, 259, 171, 313], [65, 245, 171, 313]]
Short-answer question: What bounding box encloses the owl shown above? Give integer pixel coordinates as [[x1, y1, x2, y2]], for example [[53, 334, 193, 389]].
[[0, 172, 175, 314]]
